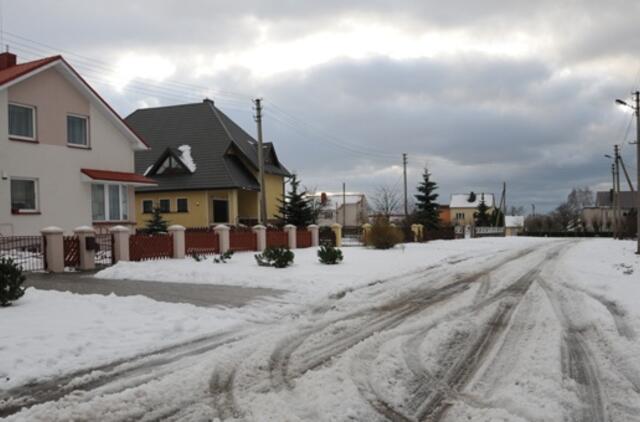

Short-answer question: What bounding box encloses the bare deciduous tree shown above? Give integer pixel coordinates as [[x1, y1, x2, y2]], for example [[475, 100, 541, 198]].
[[372, 185, 401, 218]]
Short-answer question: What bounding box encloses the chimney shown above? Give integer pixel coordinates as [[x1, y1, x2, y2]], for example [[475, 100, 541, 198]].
[[0, 52, 17, 71], [203, 97, 214, 106]]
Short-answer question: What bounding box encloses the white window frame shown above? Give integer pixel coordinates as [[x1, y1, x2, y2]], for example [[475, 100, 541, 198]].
[[10, 177, 39, 213], [142, 199, 154, 214], [176, 197, 189, 213], [159, 198, 171, 213], [67, 113, 90, 148], [91, 183, 130, 222], [8, 103, 37, 141]]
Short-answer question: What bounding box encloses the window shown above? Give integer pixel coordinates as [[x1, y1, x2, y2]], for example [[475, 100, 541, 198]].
[[159, 199, 171, 213], [91, 184, 129, 221], [10, 178, 38, 212], [67, 115, 89, 147], [177, 198, 188, 213], [9, 104, 36, 140], [156, 156, 185, 175], [142, 200, 154, 214], [455, 212, 465, 221]]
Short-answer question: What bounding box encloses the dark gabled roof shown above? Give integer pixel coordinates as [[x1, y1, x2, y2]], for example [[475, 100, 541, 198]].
[[127, 100, 290, 192], [596, 191, 638, 209]]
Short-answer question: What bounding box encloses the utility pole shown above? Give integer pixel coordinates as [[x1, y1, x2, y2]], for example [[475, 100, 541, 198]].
[[531, 204, 535, 216], [619, 156, 635, 191], [634, 90, 640, 253], [253, 98, 267, 225], [402, 153, 408, 220], [615, 144, 622, 239], [611, 163, 618, 237], [342, 182, 346, 227]]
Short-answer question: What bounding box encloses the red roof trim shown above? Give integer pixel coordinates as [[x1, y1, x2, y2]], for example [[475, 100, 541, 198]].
[[81, 168, 156, 185]]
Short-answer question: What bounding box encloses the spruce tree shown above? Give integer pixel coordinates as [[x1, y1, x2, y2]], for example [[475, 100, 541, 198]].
[[146, 206, 169, 234], [278, 174, 316, 227], [474, 194, 491, 226], [413, 167, 441, 230]]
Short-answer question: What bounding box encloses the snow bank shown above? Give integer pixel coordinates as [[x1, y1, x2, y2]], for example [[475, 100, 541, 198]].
[[0, 289, 243, 389], [96, 238, 551, 299]]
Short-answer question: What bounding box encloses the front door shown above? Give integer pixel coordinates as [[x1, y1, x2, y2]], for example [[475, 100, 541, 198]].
[[213, 199, 229, 223]]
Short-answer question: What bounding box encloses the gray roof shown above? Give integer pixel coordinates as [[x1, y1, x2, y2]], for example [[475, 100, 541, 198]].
[[127, 100, 290, 192], [595, 191, 639, 209]]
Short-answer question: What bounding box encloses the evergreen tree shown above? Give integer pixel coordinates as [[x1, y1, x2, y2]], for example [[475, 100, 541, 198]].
[[474, 194, 492, 226], [146, 206, 169, 234], [278, 174, 316, 226], [491, 208, 505, 227], [413, 167, 440, 230]]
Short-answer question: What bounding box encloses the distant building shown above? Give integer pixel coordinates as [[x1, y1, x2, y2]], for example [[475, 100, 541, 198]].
[[438, 205, 451, 226], [309, 192, 368, 228], [582, 191, 638, 232], [449, 192, 496, 226], [505, 216, 524, 236]]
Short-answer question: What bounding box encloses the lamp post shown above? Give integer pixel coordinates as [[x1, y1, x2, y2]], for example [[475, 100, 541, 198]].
[[604, 154, 618, 237], [615, 93, 640, 254]]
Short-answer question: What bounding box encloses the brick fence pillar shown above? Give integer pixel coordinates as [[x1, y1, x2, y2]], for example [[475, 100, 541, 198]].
[[168, 225, 186, 259], [307, 224, 319, 247], [284, 224, 297, 249], [214, 224, 230, 253], [362, 223, 372, 245], [41, 226, 64, 273], [331, 223, 342, 247], [74, 225, 96, 271], [110, 225, 130, 262], [252, 224, 267, 251]]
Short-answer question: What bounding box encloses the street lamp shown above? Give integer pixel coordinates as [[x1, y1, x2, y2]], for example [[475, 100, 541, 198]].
[[615, 92, 640, 254]]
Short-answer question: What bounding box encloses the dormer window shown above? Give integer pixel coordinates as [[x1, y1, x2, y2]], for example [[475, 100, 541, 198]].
[[156, 156, 186, 175]]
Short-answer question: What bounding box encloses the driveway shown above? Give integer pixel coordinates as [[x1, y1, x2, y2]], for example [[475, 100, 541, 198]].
[[25, 271, 283, 308]]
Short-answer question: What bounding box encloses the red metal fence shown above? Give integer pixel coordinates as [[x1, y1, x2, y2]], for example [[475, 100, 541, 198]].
[[63, 236, 80, 267], [230, 231, 257, 251], [266, 230, 288, 248], [0, 235, 46, 271], [185, 231, 219, 256], [129, 234, 173, 261], [296, 230, 312, 248]]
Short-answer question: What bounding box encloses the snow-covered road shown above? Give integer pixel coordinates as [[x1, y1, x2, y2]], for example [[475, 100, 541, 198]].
[[2, 239, 640, 421]]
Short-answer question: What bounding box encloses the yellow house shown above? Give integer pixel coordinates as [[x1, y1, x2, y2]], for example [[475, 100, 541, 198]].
[[126, 100, 290, 228], [449, 192, 495, 226]]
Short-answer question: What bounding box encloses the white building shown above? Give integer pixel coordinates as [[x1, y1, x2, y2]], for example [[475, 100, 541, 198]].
[[309, 192, 368, 228], [0, 52, 155, 235]]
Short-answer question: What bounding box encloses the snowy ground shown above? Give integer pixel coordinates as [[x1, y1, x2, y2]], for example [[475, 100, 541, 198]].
[[1, 238, 639, 421]]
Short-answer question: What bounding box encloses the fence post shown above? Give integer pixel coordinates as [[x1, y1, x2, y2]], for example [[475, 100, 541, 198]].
[[214, 224, 230, 253], [41, 226, 64, 273], [284, 224, 297, 249], [168, 225, 186, 259], [252, 224, 267, 251], [331, 223, 342, 247], [307, 224, 319, 247], [362, 223, 372, 245], [110, 225, 130, 262], [74, 226, 96, 271]]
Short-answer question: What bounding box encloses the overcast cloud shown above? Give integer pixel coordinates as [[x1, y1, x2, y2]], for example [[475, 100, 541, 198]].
[[4, 0, 639, 211]]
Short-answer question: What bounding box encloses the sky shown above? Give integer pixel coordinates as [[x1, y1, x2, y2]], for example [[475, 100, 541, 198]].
[[2, 0, 639, 212]]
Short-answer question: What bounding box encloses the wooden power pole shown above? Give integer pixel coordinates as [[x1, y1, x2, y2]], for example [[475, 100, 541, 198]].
[[254, 98, 267, 225], [402, 153, 408, 219]]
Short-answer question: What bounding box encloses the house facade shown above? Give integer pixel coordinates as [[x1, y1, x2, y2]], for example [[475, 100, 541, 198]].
[[309, 192, 368, 228], [582, 190, 638, 232], [0, 53, 154, 235], [127, 100, 290, 228], [449, 192, 495, 226]]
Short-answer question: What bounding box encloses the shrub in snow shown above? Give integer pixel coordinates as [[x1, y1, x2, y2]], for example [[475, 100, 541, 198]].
[[213, 250, 234, 264], [255, 247, 294, 268], [318, 245, 343, 265], [192, 254, 204, 262], [145, 206, 169, 234], [0, 257, 26, 306], [368, 217, 403, 249]]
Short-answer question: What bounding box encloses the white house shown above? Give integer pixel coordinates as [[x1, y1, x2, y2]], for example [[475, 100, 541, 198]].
[[0, 52, 155, 235], [449, 192, 496, 226], [309, 192, 368, 228]]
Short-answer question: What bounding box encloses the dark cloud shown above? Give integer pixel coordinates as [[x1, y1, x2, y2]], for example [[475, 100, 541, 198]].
[[3, 0, 638, 211]]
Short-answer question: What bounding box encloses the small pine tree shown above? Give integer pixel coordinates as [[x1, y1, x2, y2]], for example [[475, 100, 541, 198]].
[[278, 174, 316, 227], [474, 194, 492, 226], [413, 167, 441, 230], [146, 206, 169, 234], [0, 257, 26, 306]]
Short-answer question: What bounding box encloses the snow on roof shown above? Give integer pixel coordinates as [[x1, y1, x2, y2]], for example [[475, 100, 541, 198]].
[[450, 193, 495, 208], [505, 216, 525, 228], [308, 192, 366, 206], [177, 145, 197, 172]]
